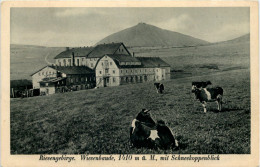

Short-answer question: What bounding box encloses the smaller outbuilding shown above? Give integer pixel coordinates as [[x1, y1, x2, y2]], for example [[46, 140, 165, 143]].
[[31, 66, 95, 95]]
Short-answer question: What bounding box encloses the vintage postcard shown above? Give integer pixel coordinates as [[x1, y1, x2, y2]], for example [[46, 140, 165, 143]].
[[1, 1, 259, 167]]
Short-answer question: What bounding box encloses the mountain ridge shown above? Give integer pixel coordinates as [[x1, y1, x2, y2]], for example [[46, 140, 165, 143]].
[[96, 23, 210, 47]]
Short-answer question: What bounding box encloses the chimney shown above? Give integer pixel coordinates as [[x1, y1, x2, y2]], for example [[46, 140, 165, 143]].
[[66, 47, 69, 51], [133, 52, 135, 57], [71, 52, 75, 66]]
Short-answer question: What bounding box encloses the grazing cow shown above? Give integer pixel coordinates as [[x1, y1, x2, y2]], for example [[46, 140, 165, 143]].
[[130, 109, 178, 149], [154, 83, 164, 94], [192, 82, 223, 113]]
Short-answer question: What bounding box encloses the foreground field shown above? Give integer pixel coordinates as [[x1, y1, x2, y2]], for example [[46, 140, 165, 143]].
[[11, 69, 250, 154]]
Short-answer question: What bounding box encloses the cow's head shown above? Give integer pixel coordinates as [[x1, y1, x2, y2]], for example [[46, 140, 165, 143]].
[[191, 81, 212, 92], [136, 109, 156, 126]]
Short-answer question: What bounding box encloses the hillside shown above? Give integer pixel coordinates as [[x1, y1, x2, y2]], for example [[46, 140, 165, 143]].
[[11, 69, 250, 154], [216, 33, 250, 44], [97, 23, 209, 47], [10, 44, 65, 80]]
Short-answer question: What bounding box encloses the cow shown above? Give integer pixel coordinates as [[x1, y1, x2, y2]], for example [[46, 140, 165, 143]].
[[130, 109, 178, 149], [192, 82, 223, 113], [154, 83, 164, 94]]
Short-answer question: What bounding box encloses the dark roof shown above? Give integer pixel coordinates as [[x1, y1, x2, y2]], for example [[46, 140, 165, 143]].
[[39, 77, 66, 83], [31, 65, 94, 76], [54, 47, 93, 59], [136, 57, 170, 68], [107, 54, 140, 62], [86, 43, 130, 58], [55, 66, 94, 75]]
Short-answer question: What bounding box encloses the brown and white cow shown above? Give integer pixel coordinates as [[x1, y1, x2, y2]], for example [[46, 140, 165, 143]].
[[154, 83, 164, 94], [192, 82, 223, 113], [130, 109, 178, 149]]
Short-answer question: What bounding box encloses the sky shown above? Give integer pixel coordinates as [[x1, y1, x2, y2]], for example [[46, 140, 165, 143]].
[[11, 7, 250, 47]]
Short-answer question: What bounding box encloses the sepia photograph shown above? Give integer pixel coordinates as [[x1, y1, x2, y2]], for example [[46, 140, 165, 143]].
[[1, 1, 259, 167]]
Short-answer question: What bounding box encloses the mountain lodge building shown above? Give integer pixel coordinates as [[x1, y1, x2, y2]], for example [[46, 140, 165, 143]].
[[31, 42, 171, 95]]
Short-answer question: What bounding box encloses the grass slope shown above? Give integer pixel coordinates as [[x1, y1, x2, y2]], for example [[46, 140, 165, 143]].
[[11, 69, 250, 154], [11, 45, 65, 80]]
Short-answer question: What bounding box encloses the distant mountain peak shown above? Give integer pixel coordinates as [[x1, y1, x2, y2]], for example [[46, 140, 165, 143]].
[[96, 23, 209, 47]]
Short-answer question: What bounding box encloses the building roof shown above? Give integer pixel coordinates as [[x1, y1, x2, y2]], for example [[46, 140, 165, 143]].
[[31, 65, 94, 76], [107, 54, 140, 62], [55, 66, 94, 75], [39, 77, 66, 83], [54, 47, 93, 59], [86, 43, 130, 58], [136, 57, 170, 68]]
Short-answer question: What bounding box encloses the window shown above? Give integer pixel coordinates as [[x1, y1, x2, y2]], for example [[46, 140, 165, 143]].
[[81, 77, 84, 82], [99, 71, 102, 74], [105, 69, 108, 73], [126, 70, 128, 73], [100, 78, 102, 82], [102, 63, 103, 66], [131, 70, 133, 73], [76, 78, 78, 82], [91, 63, 93, 67], [39, 72, 41, 76], [42, 72, 44, 75], [71, 78, 74, 83], [121, 70, 122, 73], [113, 70, 115, 74], [110, 62, 112, 65], [49, 71, 51, 74], [113, 77, 116, 82], [86, 77, 88, 81], [63, 59, 66, 66], [77, 59, 79, 66], [145, 69, 147, 72]]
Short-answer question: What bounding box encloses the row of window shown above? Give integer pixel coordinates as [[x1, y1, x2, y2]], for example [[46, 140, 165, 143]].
[[89, 58, 98, 61], [98, 68, 162, 75], [99, 76, 148, 84], [70, 77, 95, 83], [39, 71, 56, 76]]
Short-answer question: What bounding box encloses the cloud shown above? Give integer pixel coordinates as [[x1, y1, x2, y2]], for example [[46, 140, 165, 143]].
[[55, 8, 105, 17], [154, 14, 193, 32]]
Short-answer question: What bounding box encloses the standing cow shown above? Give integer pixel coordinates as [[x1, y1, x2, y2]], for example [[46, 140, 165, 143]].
[[130, 109, 178, 149], [154, 83, 164, 94], [192, 82, 223, 113]]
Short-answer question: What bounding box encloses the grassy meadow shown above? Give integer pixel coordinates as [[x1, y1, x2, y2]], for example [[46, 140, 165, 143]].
[[11, 44, 65, 80], [11, 69, 250, 154]]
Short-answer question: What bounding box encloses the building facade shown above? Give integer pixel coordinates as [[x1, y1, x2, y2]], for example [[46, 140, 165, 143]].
[[31, 66, 95, 95], [95, 54, 170, 87]]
